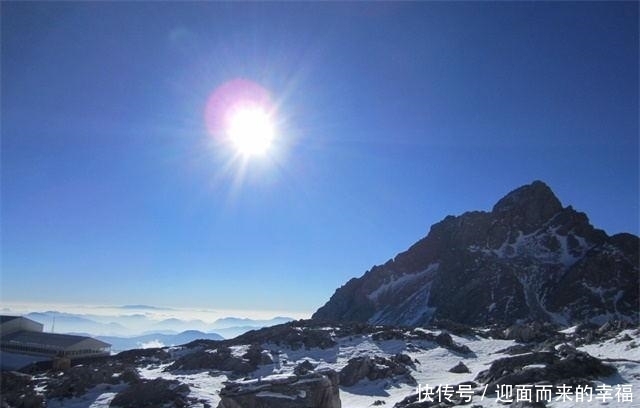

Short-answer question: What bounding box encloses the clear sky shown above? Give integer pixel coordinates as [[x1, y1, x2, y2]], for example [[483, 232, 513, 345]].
[[2, 2, 638, 317]]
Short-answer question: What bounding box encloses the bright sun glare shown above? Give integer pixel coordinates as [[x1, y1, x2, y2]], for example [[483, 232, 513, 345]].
[[227, 106, 275, 157]]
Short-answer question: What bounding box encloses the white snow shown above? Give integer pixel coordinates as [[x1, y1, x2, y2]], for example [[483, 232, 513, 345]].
[[138, 362, 229, 407], [46, 383, 128, 408], [367, 263, 439, 301], [26, 327, 640, 408]]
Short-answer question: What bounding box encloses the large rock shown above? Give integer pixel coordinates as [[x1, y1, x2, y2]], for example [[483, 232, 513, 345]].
[[165, 346, 253, 376], [313, 181, 639, 326], [217, 370, 341, 408], [221, 323, 336, 351], [448, 361, 470, 373], [475, 346, 616, 391], [339, 354, 415, 386], [110, 378, 190, 408]]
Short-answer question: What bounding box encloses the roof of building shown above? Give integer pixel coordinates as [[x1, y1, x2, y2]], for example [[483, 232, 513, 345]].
[[1, 330, 110, 349], [0, 316, 21, 324]]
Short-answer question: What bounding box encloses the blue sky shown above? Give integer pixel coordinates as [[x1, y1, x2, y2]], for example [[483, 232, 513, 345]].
[[2, 2, 638, 316]]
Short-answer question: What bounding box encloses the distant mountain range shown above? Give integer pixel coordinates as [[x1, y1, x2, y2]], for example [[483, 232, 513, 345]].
[[94, 331, 224, 352], [212, 316, 294, 328], [22, 311, 294, 340], [26, 312, 129, 335], [313, 181, 639, 326]]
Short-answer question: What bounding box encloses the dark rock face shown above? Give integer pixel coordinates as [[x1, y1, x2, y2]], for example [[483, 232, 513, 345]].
[[220, 323, 336, 351], [474, 346, 616, 391], [294, 360, 317, 376], [165, 346, 254, 376], [45, 362, 123, 399], [217, 370, 341, 408], [110, 378, 190, 408], [448, 361, 470, 374], [0, 371, 45, 408], [339, 354, 415, 386], [313, 181, 639, 326], [370, 328, 474, 355]]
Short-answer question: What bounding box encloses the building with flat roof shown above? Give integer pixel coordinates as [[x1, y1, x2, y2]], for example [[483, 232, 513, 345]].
[[0, 315, 110, 360]]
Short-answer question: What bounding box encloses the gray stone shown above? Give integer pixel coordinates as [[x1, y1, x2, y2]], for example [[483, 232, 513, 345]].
[[448, 361, 470, 373], [110, 378, 190, 408], [217, 370, 341, 408]]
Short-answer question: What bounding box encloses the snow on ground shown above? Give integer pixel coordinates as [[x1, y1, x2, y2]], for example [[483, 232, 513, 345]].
[[337, 333, 517, 408], [578, 330, 640, 361], [227, 331, 520, 407], [273, 330, 640, 408], [45, 383, 128, 408], [26, 328, 640, 407], [138, 361, 229, 408]]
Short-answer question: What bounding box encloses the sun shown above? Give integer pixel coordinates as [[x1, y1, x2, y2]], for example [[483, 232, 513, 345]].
[[226, 106, 275, 157]]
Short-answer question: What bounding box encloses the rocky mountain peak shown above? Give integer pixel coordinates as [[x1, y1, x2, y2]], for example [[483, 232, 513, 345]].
[[491, 180, 563, 232], [313, 181, 639, 327], [493, 180, 561, 212]]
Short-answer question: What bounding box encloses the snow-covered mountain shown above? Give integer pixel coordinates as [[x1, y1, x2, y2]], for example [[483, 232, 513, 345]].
[[313, 181, 639, 326]]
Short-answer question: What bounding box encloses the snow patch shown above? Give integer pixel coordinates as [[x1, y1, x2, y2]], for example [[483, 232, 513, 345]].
[[367, 263, 439, 301]]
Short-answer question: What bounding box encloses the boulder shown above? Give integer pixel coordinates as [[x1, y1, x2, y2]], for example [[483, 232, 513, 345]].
[[339, 355, 415, 387], [242, 344, 273, 366], [294, 360, 316, 376], [448, 361, 470, 373], [110, 378, 190, 408], [227, 324, 336, 351], [475, 347, 616, 391], [435, 332, 473, 355], [217, 370, 341, 408], [166, 347, 253, 376], [495, 344, 534, 355]]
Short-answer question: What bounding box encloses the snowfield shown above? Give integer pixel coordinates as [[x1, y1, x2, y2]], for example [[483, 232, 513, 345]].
[[9, 324, 638, 408]]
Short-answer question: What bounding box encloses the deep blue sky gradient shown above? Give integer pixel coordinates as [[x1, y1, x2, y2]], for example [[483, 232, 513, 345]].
[[2, 2, 638, 314]]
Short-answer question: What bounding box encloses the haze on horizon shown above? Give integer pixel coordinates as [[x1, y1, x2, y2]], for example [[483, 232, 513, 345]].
[[1, 2, 638, 315]]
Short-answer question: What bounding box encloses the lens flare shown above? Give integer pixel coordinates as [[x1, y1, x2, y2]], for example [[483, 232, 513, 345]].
[[204, 78, 277, 158]]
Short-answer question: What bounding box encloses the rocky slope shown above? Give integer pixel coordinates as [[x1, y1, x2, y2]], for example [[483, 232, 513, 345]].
[[313, 181, 639, 326], [2, 320, 638, 408]]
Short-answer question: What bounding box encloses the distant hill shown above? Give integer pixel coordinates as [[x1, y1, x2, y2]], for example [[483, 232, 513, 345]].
[[26, 312, 129, 335], [96, 330, 224, 352], [119, 304, 171, 311], [19, 311, 295, 340], [212, 316, 294, 328], [313, 181, 639, 326]]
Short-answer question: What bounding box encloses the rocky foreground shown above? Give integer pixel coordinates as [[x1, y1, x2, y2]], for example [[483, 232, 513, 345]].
[[1, 319, 639, 408]]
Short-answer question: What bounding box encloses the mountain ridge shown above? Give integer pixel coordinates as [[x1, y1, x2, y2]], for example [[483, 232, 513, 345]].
[[313, 181, 639, 326]]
